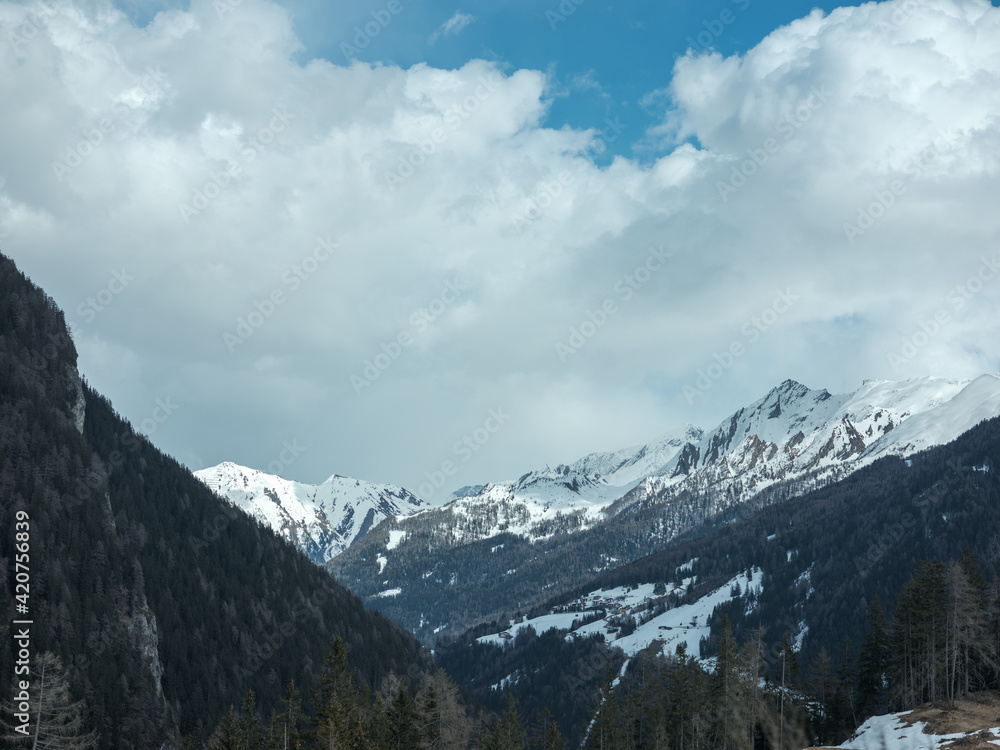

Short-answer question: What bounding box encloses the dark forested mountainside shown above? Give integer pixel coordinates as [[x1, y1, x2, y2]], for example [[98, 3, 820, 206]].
[[579, 413, 999, 673], [329, 467, 831, 645], [0, 253, 437, 748], [436, 626, 626, 749], [571, 551, 1000, 749], [429, 414, 1000, 746]]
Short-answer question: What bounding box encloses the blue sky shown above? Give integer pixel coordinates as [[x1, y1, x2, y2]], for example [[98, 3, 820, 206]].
[[117, 0, 851, 160]]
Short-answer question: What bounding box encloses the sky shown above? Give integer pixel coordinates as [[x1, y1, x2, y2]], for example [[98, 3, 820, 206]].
[[2, 0, 999, 500]]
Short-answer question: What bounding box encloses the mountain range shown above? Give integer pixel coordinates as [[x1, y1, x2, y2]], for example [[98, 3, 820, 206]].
[[194, 462, 426, 563], [7, 244, 1000, 748], [201, 373, 1000, 642]]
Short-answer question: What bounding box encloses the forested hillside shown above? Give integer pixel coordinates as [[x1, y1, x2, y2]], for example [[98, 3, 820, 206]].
[[441, 412, 1000, 746], [0, 253, 438, 747]]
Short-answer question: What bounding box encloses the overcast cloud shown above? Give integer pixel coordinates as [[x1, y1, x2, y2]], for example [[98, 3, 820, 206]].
[[1, 0, 998, 496]]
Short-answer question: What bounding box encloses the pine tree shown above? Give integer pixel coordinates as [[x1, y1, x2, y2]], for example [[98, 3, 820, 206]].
[[891, 559, 947, 709], [418, 680, 441, 749], [856, 596, 890, 719], [237, 691, 265, 750], [268, 680, 306, 750], [827, 637, 857, 740], [710, 615, 745, 750], [808, 648, 837, 744], [945, 554, 996, 704], [670, 642, 708, 750], [310, 638, 374, 750], [484, 694, 527, 750], [0, 652, 99, 749], [779, 632, 800, 686], [386, 683, 421, 750], [740, 628, 766, 750], [528, 708, 566, 750], [208, 706, 242, 750]]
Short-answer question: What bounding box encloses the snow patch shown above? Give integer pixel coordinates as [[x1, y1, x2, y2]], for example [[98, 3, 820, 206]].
[[838, 712, 998, 749], [477, 569, 764, 663], [387, 530, 407, 550]]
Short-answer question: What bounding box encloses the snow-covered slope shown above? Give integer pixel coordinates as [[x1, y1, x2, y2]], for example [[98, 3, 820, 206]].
[[403, 424, 705, 542], [478, 567, 761, 662], [627, 376, 998, 515], [194, 462, 426, 563], [386, 376, 1000, 553], [864, 374, 1000, 459], [837, 711, 1000, 749], [330, 375, 1000, 642]]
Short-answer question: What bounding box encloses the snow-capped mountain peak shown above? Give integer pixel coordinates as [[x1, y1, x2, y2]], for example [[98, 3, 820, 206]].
[[194, 462, 426, 563], [329, 374, 1000, 641], [653, 375, 980, 497]]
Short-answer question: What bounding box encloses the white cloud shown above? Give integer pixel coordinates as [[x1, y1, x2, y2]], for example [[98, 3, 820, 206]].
[[428, 10, 475, 44], [1, 0, 999, 493]]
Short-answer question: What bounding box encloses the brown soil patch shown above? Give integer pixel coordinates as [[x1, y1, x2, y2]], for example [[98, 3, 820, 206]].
[[807, 691, 1000, 749], [902, 691, 1000, 746]]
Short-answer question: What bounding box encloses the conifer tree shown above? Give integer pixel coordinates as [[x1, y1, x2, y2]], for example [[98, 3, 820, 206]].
[[0, 652, 99, 749], [740, 628, 767, 750], [671, 642, 708, 750], [856, 596, 889, 719], [208, 706, 242, 750], [484, 694, 527, 750], [310, 638, 374, 750], [710, 615, 745, 750], [891, 559, 947, 708], [808, 648, 837, 744], [418, 679, 441, 749], [779, 632, 800, 686], [237, 691, 265, 750], [266, 681, 306, 750], [528, 708, 566, 750], [386, 682, 420, 750], [946, 554, 996, 703]]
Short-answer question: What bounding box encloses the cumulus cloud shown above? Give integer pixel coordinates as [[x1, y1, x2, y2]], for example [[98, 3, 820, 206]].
[[1, 0, 998, 493]]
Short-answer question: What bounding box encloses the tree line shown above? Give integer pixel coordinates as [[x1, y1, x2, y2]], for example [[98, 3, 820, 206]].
[[572, 549, 1000, 750], [193, 637, 569, 750]]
